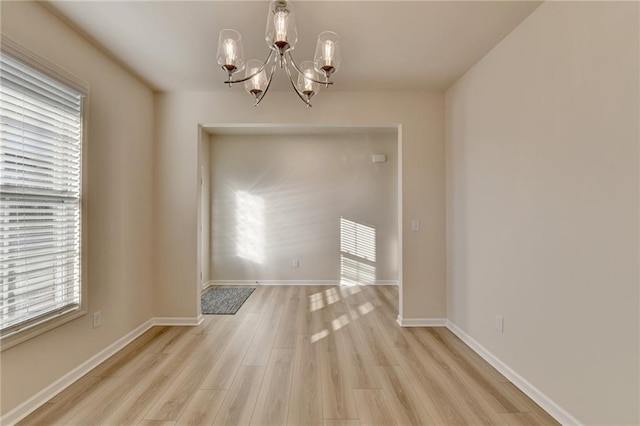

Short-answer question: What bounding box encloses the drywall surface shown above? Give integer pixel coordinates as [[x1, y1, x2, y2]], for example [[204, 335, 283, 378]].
[[0, 1, 155, 416], [154, 91, 445, 320], [199, 136, 211, 284], [208, 133, 398, 283], [446, 2, 639, 424]]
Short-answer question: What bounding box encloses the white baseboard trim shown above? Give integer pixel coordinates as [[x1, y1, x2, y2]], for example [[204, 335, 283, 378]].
[[1, 315, 205, 426], [446, 321, 581, 426], [396, 316, 447, 327], [210, 280, 399, 286]]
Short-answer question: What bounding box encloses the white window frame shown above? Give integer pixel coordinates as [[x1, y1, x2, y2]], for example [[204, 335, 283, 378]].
[[0, 37, 89, 351]]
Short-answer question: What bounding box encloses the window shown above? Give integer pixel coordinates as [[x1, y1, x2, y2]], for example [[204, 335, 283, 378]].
[[0, 39, 87, 348]]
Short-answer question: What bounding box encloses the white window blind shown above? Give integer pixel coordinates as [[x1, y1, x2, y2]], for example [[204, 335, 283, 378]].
[[0, 50, 84, 339]]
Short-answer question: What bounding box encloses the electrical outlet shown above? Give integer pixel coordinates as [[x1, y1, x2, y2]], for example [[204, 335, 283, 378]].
[[93, 311, 102, 328], [495, 315, 504, 333], [293, 259, 300, 268], [411, 219, 420, 232]]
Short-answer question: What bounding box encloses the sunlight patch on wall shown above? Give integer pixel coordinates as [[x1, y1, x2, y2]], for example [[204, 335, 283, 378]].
[[340, 217, 376, 262], [235, 191, 265, 264], [340, 217, 377, 286]]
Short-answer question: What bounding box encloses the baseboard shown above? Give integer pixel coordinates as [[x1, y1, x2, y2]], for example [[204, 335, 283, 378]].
[[446, 321, 581, 426], [1, 315, 205, 425], [1, 318, 155, 426], [396, 316, 447, 327], [210, 280, 399, 286]]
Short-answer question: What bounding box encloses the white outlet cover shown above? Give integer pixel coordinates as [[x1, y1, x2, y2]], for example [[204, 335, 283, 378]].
[[93, 311, 101, 328]]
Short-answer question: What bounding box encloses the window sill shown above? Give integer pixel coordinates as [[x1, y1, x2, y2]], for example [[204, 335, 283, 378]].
[[1, 309, 87, 352]]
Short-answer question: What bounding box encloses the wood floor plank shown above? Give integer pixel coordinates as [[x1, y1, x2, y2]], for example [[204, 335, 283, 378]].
[[352, 306, 399, 366], [376, 365, 436, 425], [88, 326, 167, 377], [200, 312, 261, 389], [143, 326, 192, 353], [175, 390, 226, 426], [333, 322, 380, 389], [138, 420, 176, 426], [499, 382, 560, 425], [431, 326, 509, 383], [317, 330, 358, 420], [501, 412, 545, 426], [243, 304, 284, 365], [353, 389, 396, 426], [287, 335, 323, 426], [101, 332, 206, 425], [65, 352, 168, 425], [16, 376, 108, 426], [324, 420, 361, 426], [402, 329, 507, 425], [299, 287, 326, 337], [144, 321, 239, 420], [369, 309, 411, 349], [273, 287, 301, 348], [243, 286, 274, 314], [14, 403, 58, 426], [419, 327, 525, 414], [17, 286, 558, 426], [212, 366, 266, 426], [391, 341, 463, 424], [250, 348, 295, 426]]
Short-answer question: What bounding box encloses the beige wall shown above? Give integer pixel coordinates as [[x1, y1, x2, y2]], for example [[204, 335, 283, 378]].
[[208, 132, 398, 283], [0, 1, 155, 416], [446, 2, 639, 424], [154, 91, 445, 320], [199, 135, 211, 284]]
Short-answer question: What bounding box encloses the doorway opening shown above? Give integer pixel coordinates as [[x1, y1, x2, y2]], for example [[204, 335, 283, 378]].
[[196, 124, 403, 320]]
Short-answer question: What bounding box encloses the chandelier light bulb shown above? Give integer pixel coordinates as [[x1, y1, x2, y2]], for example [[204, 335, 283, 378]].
[[303, 70, 314, 93], [274, 11, 288, 44], [224, 39, 237, 66], [323, 40, 334, 65]]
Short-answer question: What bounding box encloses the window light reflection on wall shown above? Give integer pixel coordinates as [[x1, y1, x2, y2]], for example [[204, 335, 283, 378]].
[[235, 191, 265, 264]]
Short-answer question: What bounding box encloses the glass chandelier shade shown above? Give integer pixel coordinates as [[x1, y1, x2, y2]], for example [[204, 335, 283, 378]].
[[216, 0, 339, 107], [314, 31, 340, 79], [265, 0, 298, 55], [216, 29, 245, 77], [296, 61, 320, 103], [244, 59, 268, 100]]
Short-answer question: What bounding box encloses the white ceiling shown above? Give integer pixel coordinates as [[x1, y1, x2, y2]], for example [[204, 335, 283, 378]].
[[45, 1, 542, 92]]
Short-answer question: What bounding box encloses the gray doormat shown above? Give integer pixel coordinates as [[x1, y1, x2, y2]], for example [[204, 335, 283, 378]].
[[201, 287, 255, 315]]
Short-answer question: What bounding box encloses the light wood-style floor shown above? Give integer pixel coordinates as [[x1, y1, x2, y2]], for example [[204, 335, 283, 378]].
[[19, 285, 559, 426]]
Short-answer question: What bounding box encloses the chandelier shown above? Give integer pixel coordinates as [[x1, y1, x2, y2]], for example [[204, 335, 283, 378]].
[[216, 0, 341, 107]]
